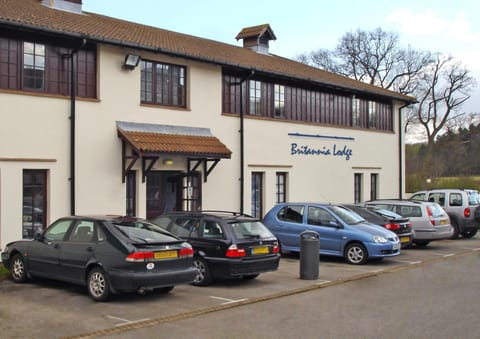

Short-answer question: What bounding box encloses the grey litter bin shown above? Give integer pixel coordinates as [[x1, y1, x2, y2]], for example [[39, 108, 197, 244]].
[[300, 230, 320, 280]]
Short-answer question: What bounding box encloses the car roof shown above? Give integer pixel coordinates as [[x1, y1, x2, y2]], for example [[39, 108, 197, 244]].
[[60, 215, 147, 222], [367, 199, 433, 206], [160, 211, 258, 222]]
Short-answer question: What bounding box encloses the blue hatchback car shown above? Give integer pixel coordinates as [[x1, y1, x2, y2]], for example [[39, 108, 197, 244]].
[[263, 203, 401, 264]]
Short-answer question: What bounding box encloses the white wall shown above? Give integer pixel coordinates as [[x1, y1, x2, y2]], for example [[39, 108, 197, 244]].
[[0, 43, 405, 248]]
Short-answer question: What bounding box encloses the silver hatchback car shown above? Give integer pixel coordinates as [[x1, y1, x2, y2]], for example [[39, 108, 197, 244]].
[[365, 200, 453, 247]]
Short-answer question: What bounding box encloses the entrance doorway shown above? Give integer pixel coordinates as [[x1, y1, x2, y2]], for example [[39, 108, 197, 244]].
[[146, 171, 202, 219]]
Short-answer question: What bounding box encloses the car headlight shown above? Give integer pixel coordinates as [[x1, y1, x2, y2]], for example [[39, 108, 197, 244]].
[[373, 235, 388, 243]]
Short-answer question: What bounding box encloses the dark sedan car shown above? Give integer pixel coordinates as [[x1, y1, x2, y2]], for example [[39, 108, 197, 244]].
[[344, 205, 414, 248], [152, 211, 280, 286], [1, 215, 197, 301]]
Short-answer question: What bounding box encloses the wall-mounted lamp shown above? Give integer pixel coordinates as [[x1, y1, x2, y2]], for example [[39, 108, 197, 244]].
[[163, 159, 174, 166], [123, 54, 140, 70]]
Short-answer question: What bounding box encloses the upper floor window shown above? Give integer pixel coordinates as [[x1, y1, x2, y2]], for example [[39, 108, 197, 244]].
[[249, 80, 263, 115], [352, 97, 360, 127], [141, 60, 186, 107], [274, 84, 285, 118], [0, 36, 96, 98], [23, 42, 45, 90], [368, 101, 376, 128]]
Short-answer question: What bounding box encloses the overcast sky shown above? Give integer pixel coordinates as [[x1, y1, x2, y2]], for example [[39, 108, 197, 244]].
[[82, 0, 480, 115]]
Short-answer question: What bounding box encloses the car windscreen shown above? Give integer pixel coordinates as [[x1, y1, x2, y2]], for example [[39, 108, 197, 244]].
[[230, 221, 275, 240], [112, 220, 180, 243], [329, 205, 365, 225]]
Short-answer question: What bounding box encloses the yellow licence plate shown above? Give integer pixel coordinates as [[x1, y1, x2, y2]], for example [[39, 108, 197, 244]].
[[252, 246, 269, 255], [440, 219, 448, 225], [154, 250, 178, 259], [400, 236, 411, 243]]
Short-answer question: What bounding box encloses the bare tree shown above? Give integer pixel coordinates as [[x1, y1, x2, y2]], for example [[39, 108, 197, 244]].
[[298, 28, 432, 96], [406, 54, 476, 145]]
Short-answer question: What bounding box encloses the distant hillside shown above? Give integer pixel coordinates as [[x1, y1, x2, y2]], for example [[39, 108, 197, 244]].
[[406, 123, 480, 192]]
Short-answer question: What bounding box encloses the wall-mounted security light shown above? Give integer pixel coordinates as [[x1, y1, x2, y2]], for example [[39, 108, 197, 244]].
[[163, 159, 174, 166], [123, 54, 140, 70]]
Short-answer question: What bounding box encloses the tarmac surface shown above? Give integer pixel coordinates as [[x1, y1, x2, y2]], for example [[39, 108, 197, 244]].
[[0, 237, 479, 338]]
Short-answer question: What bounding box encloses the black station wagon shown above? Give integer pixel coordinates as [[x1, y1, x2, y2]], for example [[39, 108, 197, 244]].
[[1, 216, 197, 301], [152, 211, 280, 286]]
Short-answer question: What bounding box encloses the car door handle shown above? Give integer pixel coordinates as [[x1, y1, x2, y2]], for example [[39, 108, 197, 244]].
[[53, 243, 60, 249], [86, 246, 94, 252]]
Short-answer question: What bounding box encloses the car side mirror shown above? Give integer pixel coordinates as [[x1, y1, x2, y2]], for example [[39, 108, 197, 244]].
[[329, 220, 341, 228], [34, 232, 43, 241]]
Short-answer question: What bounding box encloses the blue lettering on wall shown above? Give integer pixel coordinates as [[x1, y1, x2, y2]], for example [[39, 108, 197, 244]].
[[291, 143, 353, 161]]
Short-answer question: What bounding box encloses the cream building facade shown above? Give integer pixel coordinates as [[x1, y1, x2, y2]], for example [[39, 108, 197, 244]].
[[0, 0, 414, 249]]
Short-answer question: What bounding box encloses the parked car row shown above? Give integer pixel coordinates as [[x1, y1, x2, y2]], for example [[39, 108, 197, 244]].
[[2, 190, 478, 302]]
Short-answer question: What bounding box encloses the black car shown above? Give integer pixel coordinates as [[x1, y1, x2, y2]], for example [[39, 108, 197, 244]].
[[152, 211, 281, 286], [345, 205, 414, 248], [1, 215, 197, 301]]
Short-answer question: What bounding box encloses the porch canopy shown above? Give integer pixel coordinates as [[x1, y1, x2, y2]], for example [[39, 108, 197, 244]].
[[117, 121, 232, 182]]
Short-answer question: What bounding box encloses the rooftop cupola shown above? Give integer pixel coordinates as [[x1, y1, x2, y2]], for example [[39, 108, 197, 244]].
[[40, 0, 83, 14], [236, 24, 276, 55]]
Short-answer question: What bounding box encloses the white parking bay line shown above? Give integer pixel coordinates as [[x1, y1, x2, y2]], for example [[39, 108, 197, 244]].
[[107, 315, 151, 326], [210, 296, 248, 305], [390, 259, 422, 265]]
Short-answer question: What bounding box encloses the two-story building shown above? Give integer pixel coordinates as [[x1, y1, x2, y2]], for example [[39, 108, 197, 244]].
[[0, 0, 415, 248]]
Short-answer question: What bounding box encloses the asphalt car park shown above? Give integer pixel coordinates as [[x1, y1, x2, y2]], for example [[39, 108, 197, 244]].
[[1, 236, 479, 338]]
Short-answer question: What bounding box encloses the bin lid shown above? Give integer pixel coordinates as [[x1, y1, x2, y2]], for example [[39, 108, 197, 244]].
[[300, 230, 319, 239]]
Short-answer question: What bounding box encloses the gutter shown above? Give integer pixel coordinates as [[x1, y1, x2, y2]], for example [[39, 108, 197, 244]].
[[398, 102, 412, 200]]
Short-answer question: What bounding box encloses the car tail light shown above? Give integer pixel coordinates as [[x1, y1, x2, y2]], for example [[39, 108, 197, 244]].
[[464, 207, 471, 218], [179, 243, 194, 257], [384, 223, 400, 231], [272, 242, 280, 254], [126, 251, 154, 262], [426, 207, 435, 226], [226, 244, 246, 257]]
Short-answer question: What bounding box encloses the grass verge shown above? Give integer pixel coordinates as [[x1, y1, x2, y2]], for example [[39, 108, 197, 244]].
[[0, 263, 9, 280]]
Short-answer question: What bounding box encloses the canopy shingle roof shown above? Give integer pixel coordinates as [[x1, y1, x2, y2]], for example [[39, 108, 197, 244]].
[[0, 0, 415, 103], [117, 122, 232, 158]]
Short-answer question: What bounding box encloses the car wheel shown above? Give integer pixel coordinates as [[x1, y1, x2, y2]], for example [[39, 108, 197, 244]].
[[414, 240, 430, 247], [153, 286, 174, 294], [345, 242, 368, 265], [461, 229, 478, 238], [450, 219, 460, 239], [10, 254, 28, 283], [243, 274, 259, 280], [87, 267, 111, 302], [192, 257, 213, 286]]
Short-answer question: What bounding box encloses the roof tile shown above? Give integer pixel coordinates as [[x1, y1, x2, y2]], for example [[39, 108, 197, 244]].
[[0, 0, 415, 102]]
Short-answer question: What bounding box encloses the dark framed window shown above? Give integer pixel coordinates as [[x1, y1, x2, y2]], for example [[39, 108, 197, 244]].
[[222, 71, 393, 131], [179, 173, 201, 212], [23, 42, 45, 90], [368, 101, 376, 128], [354, 173, 363, 204], [274, 84, 285, 118], [126, 171, 136, 216], [0, 36, 96, 97], [276, 172, 287, 203], [370, 173, 378, 201], [251, 172, 264, 218], [249, 80, 263, 115], [140, 60, 186, 107], [23, 170, 47, 239]]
